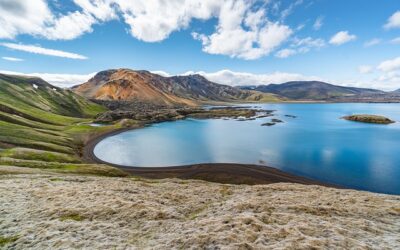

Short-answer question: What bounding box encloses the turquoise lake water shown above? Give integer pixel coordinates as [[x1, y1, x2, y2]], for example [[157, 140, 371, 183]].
[[94, 103, 400, 194]]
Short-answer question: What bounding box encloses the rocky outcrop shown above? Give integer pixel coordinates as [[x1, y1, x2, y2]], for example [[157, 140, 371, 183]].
[[94, 106, 274, 124]]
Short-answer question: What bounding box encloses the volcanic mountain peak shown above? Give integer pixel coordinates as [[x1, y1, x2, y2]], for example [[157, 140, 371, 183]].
[[72, 68, 283, 105]]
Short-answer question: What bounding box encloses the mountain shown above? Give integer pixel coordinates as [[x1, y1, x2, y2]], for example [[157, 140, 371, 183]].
[[0, 73, 105, 121], [392, 88, 400, 93], [240, 81, 384, 100], [72, 69, 283, 105]]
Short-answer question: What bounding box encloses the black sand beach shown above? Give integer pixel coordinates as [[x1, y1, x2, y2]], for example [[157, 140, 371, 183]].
[[83, 127, 337, 187]]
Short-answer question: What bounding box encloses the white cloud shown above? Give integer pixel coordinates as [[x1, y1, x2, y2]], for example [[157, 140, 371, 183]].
[[275, 37, 325, 58], [183, 69, 321, 86], [358, 65, 373, 74], [329, 31, 356, 45], [2, 56, 23, 62], [275, 49, 296, 58], [296, 23, 305, 31], [35, 72, 95, 87], [0, 70, 95, 87], [313, 16, 323, 30], [192, 2, 292, 59], [42, 11, 96, 40], [73, 0, 117, 22], [377, 57, 400, 72], [292, 37, 325, 48], [0, 0, 294, 60], [384, 11, 400, 29], [374, 56, 400, 90], [1, 43, 87, 60], [390, 37, 400, 44], [0, 0, 53, 39], [371, 69, 400, 91], [376, 71, 400, 90], [364, 38, 381, 47], [280, 0, 304, 21], [0, 0, 96, 40], [150, 70, 171, 77], [115, 1, 220, 42]]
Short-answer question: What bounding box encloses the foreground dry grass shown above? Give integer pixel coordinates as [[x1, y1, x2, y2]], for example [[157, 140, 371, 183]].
[[1, 172, 400, 249]]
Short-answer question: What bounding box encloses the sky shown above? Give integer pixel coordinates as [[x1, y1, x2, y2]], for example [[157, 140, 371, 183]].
[[0, 0, 399, 90]]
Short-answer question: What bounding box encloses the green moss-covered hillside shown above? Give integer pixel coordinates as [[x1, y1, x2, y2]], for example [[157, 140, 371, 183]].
[[0, 73, 126, 177]]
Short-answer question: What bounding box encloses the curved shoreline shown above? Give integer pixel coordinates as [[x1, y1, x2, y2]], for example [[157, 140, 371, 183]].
[[83, 125, 339, 187]]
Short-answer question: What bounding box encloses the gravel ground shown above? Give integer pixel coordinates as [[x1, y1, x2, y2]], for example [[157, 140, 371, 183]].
[[1, 173, 400, 249]]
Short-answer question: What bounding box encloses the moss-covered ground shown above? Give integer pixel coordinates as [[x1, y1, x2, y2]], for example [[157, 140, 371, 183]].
[[0, 73, 127, 177]]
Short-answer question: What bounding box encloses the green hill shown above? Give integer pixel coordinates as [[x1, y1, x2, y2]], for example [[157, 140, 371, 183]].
[[0, 73, 126, 176], [0, 74, 105, 123]]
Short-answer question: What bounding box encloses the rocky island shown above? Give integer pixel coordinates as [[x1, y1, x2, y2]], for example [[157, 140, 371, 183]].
[[342, 114, 395, 124]]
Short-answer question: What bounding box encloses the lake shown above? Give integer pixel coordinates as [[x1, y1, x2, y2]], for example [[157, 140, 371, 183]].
[[94, 103, 400, 194]]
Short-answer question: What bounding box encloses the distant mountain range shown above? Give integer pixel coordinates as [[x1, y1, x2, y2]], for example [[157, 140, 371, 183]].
[[2, 69, 397, 112], [72, 69, 284, 106], [239, 81, 385, 100], [72, 69, 400, 104], [392, 88, 400, 93]]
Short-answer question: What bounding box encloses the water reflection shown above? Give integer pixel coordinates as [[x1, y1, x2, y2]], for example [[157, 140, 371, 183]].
[[94, 103, 400, 194]]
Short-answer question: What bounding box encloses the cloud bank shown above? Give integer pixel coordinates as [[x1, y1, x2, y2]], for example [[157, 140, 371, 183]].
[[0, 70, 95, 87], [184, 69, 321, 86], [0, 0, 297, 60]]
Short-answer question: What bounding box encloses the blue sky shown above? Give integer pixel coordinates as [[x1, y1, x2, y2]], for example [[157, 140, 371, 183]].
[[0, 0, 399, 90]]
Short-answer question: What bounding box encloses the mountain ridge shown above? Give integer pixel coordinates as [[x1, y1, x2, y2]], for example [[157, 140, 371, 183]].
[[239, 81, 385, 100], [72, 69, 284, 105]]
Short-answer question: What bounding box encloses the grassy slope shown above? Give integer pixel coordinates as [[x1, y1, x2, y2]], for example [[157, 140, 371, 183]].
[[0, 74, 127, 177], [244, 91, 288, 102], [0, 73, 283, 177]]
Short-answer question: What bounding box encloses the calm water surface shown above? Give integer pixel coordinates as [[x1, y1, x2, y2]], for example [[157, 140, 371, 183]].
[[94, 103, 400, 194]]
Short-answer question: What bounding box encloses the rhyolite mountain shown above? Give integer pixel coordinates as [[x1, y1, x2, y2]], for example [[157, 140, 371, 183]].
[[72, 69, 283, 105], [240, 81, 385, 100]]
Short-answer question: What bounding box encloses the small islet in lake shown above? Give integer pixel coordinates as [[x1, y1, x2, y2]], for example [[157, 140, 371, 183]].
[[94, 103, 400, 194]]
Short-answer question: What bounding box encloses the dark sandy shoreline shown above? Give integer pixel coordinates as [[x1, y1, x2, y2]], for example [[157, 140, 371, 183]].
[[83, 125, 338, 187]]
